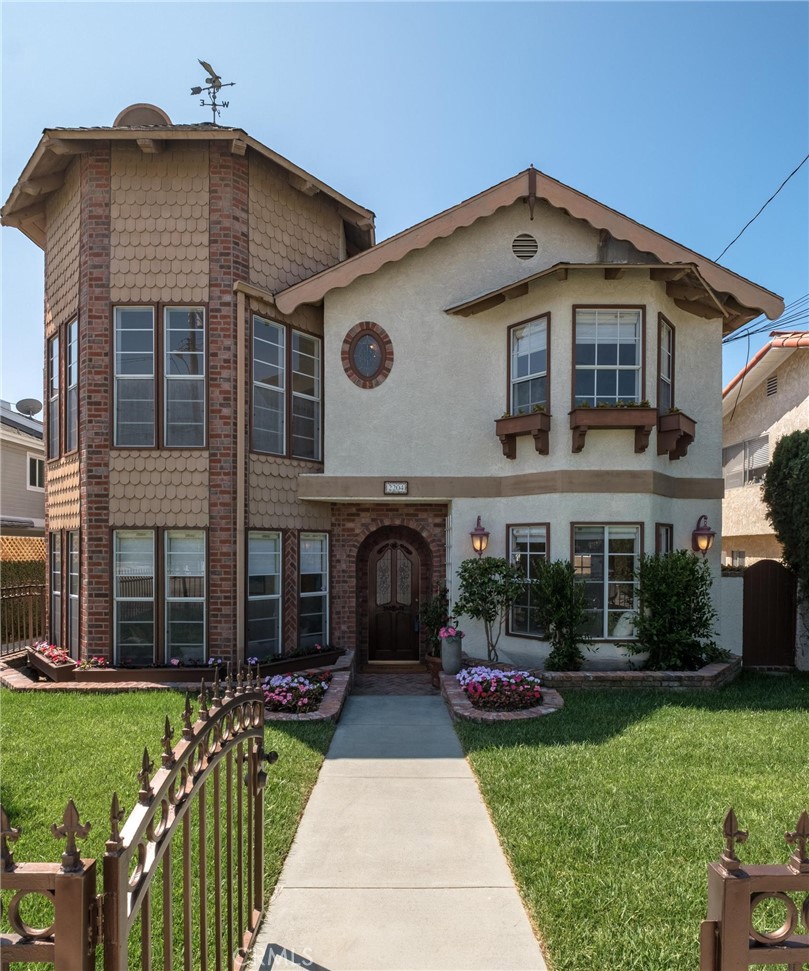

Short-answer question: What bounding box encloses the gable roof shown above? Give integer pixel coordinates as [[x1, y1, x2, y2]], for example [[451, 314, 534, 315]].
[[274, 167, 784, 330], [1, 123, 375, 248], [722, 330, 809, 413]]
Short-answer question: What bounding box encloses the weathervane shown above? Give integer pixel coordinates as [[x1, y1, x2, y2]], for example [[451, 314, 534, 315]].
[[190, 59, 235, 124]]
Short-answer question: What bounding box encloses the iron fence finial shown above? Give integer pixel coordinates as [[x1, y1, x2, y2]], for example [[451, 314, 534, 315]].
[[720, 807, 748, 871], [225, 662, 235, 699], [51, 799, 90, 872], [182, 690, 194, 739], [212, 668, 222, 707], [162, 716, 175, 767], [138, 748, 154, 804], [198, 679, 209, 721], [785, 809, 809, 873], [1, 804, 20, 870], [107, 792, 125, 851]]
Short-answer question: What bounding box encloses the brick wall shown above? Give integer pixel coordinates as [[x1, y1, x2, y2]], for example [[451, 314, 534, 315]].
[[330, 503, 448, 661], [207, 144, 249, 660], [78, 147, 112, 657]]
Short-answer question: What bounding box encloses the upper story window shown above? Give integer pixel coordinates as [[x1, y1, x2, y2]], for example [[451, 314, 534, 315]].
[[65, 320, 78, 452], [27, 454, 45, 491], [510, 315, 549, 414], [658, 316, 674, 412], [723, 435, 769, 489], [113, 307, 205, 448], [508, 524, 548, 638], [252, 315, 322, 461], [574, 307, 643, 407], [47, 335, 60, 459]]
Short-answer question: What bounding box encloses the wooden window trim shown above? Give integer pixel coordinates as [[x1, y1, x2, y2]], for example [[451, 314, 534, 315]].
[[163, 307, 208, 450], [570, 305, 647, 410], [506, 312, 552, 416], [64, 319, 80, 456], [655, 522, 674, 555], [47, 334, 61, 460], [505, 521, 550, 640], [657, 314, 676, 412], [67, 529, 80, 659], [246, 529, 284, 659], [49, 531, 63, 646], [164, 528, 207, 664], [298, 530, 330, 649]]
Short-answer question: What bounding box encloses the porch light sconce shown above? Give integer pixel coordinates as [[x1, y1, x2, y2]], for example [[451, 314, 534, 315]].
[[691, 515, 716, 556], [470, 516, 490, 557]]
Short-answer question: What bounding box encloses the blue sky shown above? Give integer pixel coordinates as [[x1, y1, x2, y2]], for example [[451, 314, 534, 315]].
[[2, 1, 807, 410]]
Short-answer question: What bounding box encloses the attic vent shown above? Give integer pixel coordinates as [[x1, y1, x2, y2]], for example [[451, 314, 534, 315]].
[[766, 374, 778, 396], [512, 233, 538, 260]]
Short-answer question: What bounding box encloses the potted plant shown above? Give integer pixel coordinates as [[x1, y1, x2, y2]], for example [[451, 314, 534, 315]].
[[420, 585, 449, 687], [438, 623, 465, 675], [26, 642, 77, 682]]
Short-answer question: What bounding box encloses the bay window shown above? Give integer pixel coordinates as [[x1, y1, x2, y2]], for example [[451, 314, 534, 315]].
[[247, 531, 282, 657], [165, 531, 206, 663], [252, 317, 285, 454], [47, 335, 60, 458], [50, 533, 61, 644], [573, 524, 640, 638], [658, 316, 674, 412], [299, 533, 328, 648], [508, 524, 548, 637], [164, 309, 205, 447], [67, 531, 79, 657], [114, 530, 155, 666], [510, 315, 548, 415], [574, 308, 643, 407], [66, 320, 78, 452], [114, 307, 155, 446]]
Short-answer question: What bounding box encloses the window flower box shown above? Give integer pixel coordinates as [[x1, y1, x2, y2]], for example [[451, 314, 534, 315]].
[[657, 410, 696, 460], [495, 411, 551, 459], [26, 648, 77, 683], [569, 406, 658, 453]]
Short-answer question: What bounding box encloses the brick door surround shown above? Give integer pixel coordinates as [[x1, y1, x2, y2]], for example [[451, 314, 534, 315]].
[[329, 503, 448, 664]]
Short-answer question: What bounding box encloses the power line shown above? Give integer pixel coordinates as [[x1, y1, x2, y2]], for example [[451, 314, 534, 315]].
[[715, 153, 809, 262], [722, 293, 809, 344]]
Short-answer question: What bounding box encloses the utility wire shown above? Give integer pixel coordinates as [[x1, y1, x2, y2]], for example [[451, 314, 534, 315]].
[[722, 293, 809, 344], [715, 153, 809, 262]]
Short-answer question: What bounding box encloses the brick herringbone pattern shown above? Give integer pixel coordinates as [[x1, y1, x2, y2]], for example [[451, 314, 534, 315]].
[[353, 670, 436, 696]]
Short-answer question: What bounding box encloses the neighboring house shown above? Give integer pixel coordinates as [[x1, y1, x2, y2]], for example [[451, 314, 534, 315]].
[[721, 331, 809, 566], [1, 102, 783, 667], [0, 399, 46, 560]]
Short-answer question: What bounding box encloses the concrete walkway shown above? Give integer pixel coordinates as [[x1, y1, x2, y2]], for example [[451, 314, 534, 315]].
[[248, 695, 547, 971]]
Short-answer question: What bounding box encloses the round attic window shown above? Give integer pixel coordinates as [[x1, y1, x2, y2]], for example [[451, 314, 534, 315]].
[[512, 233, 539, 260], [342, 322, 393, 389]]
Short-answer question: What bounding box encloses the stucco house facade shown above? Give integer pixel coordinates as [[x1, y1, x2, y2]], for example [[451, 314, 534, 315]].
[[722, 331, 809, 566], [1, 103, 784, 667]]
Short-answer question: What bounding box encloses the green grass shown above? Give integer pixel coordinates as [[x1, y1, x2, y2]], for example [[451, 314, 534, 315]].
[[0, 688, 334, 968], [454, 672, 809, 971]]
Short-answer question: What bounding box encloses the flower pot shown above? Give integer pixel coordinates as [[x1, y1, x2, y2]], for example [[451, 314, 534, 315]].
[[441, 637, 463, 675], [26, 649, 77, 683]]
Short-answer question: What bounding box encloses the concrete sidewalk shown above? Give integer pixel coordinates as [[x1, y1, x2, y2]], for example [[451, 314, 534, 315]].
[[248, 695, 547, 971]]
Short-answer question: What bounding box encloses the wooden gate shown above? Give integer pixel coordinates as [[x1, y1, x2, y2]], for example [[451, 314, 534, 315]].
[[742, 560, 797, 668], [0, 671, 275, 970]]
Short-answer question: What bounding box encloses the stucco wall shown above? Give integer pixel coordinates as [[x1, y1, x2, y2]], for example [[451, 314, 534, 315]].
[[719, 575, 744, 656]]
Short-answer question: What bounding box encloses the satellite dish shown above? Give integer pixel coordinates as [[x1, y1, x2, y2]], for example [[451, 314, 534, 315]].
[[15, 398, 43, 417]]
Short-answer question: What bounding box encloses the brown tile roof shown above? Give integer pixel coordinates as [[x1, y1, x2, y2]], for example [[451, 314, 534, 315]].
[[723, 330, 809, 398]]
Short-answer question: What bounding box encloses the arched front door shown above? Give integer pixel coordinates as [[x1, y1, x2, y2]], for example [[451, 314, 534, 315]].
[[368, 539, 421, 661]]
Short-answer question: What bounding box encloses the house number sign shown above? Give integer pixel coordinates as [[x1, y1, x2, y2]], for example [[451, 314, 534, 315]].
[[384, 481, 408, 495]]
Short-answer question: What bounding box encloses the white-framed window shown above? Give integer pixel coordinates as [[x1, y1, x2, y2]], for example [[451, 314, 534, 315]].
[[27, 454, 45, 491], [573, 524, 640, 638], [247, 531, 282, 658], [67, 531, 79, 657], [50, 532, 62, 644], [165, 530, 206, 663], [47, 334, 60, 458], [722, 435, 769, 489], [164, 308, 205, 447], [114, 307, 155, 447], [114, 531, 156, 666], [508, 524, 548, 637], [252, 316, 286, 454], [252, 315, 323, 460], [655, 523, 673, 555], [510, 315, 548, 415], [658, 316, 674, 412], [65, 320, 78, 452], [574, 308, 643, 406], [731, 550, 746, 568], [299, 532, 328, 648]]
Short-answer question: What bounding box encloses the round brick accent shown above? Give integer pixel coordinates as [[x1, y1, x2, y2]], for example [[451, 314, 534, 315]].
[[341, 322, 393, 389]]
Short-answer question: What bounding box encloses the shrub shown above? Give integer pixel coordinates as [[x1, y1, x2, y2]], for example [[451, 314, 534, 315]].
[[531, 559, 593, 671], [763, 429, 809, 601], [0, 560, 45, 589], [628, 551, 724, 670], [420, 585, 450, 657], [454, 557, 525, 662]]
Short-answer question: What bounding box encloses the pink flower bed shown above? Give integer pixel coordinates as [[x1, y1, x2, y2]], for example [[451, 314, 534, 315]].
[[262, 671, 332, 714], [456, 665, 543, 711], [32, 642, 72, 665]]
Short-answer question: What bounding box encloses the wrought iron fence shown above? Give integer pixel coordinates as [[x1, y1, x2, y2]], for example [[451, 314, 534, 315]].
[[0, 583, 46, 656], [700, 807, 809, 970], [0, 671, 275, 970]]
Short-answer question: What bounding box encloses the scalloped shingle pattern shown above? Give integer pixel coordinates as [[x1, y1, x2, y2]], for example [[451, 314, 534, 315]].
[[109, 452, 209, 526], [110, 144, 209, 304], [45, 161, 80, 335], [248, 455, 330, 530], [46, 458, 80, 529], [249, 158, 343, 293]]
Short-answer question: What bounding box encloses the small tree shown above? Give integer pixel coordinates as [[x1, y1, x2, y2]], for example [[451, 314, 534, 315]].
[[454, 557, 524, 662], [420, 584, 450, 657], [763, 429, 809, 601], [532, 559, 593, 671], [628, 550, 722, 670]]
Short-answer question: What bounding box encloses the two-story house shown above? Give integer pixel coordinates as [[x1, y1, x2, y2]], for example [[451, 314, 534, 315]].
[[0, 400, 46, 561], [1, 103, 783, 668], [722, 331, 809, 566]]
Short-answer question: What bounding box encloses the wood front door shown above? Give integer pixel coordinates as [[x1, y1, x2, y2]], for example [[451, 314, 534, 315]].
[[368, 539, 421, 661]]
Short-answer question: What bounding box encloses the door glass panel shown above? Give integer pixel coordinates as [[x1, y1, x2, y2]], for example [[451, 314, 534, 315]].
[[376, 549, 392, 605], [397, 554, 412, 606]]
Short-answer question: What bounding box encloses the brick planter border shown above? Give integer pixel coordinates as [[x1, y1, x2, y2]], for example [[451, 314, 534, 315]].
[[262, 650, 356, 724], [440, 671, 564, 724], [540, 656, 742, 691]]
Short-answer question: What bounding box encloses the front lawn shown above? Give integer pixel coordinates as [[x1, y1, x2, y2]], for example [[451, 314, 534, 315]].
[[0, 689, 334, 968], [455, 672, 809, 971]]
